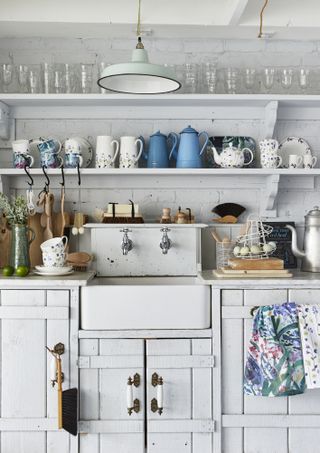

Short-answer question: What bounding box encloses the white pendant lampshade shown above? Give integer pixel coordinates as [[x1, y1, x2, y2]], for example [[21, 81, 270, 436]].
[[98, 38, 181, 94]]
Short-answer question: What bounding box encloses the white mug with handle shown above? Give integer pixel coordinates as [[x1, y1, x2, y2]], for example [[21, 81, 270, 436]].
[[119, 136, 144, 169], [95, 136, 120, 168], [303, 154, 317, 169], [289, 154, 303, 169]]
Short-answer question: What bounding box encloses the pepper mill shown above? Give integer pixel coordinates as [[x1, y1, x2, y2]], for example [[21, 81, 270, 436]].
[[160, 208, 172, 224]]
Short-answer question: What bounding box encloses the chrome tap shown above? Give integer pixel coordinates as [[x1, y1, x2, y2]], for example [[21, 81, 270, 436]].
[[121, 229, 133, 255], [160, 228, 172, 255]]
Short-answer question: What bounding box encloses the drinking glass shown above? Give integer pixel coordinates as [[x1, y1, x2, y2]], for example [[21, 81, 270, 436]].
[[18, 64, 29, 93], [64, 63, 78, 93], [262, 67, 275, 94], [298, 68, 310, 92], [183, 63, 198, 93], [29, 65, 42, 94], [224, 68, 238, 94], [42, 62, 51, 93], [1, 64, 13, 92], [281, 68, 293, 91], [244, 68, 256, 93], [53, 64, 65, 94], [80, 64, 93, 94], [203, 63, 217, 94]]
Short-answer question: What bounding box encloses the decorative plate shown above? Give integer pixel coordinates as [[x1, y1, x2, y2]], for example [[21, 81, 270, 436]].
[[204, 136, 256, 168], [278, 137, 312, 168]]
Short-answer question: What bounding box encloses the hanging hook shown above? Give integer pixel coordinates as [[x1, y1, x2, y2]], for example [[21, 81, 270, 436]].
[[24, 165, 34, 187], [42, 165, 50, 189], [77, 163, 81, 186], [60, 165, 65, 187]]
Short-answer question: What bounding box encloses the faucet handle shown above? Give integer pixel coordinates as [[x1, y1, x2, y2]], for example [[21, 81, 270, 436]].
[[160, 227, 170, 233], [120, 228, 132, 233]]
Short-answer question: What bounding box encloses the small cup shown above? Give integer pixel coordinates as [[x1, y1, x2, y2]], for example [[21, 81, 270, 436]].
[[42, 251, 66, 267], [12, 139, 35, 169], [261, 154, 282, 169], [289, 154, 303, 169], [41, 236, 68, 253], [303, 154, 317, 169], [38, 138, 63, 169]]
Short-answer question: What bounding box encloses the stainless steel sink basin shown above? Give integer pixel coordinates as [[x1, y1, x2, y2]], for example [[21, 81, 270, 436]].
[[81, 277, 210, 330]]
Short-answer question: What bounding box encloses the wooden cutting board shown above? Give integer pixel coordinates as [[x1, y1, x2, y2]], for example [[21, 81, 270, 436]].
[[213, 269, 292, 278], [28, 213, 44, 267], [0, 215, 11, 267], [228, 257, 284, 270], [221, 267, 290, 275]]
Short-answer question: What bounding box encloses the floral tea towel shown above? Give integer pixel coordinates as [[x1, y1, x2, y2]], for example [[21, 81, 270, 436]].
[[244, 302, 305, 397], [297, 304, 320, 389]]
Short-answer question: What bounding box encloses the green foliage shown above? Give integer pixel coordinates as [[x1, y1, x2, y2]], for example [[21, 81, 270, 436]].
[[0, 193, 28, 225]]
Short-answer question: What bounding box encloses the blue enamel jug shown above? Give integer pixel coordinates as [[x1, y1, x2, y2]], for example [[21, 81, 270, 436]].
[[170, 125, 209, 168], [143, 131, 178, 168]]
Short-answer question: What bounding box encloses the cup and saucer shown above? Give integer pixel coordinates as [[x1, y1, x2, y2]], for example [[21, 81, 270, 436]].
[[34, 236, 74, 276]]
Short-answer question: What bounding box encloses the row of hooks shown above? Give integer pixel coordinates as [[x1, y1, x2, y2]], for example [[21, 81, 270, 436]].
[[24, 164, 81, 196]]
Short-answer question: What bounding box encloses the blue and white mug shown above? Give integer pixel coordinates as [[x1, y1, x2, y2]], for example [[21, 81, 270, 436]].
[[12, 139, 34, 169], [64, 138, 84, 168], [38, 138, 63, 168]]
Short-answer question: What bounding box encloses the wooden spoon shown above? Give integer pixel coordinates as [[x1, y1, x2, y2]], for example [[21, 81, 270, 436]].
[[44, 192, 54, 240]]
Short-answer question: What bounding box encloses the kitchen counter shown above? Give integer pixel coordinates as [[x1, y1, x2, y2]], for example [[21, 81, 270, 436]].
[[0, 271, 96, 288], [198, 270, 320, 288]]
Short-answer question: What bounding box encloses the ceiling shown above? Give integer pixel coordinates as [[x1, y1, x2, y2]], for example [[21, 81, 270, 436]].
[[0, 0, 319, 40]]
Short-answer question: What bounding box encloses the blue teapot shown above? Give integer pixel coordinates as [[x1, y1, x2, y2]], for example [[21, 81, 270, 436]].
[[143, 131, 178, 168], [169, 125, 209, 168]]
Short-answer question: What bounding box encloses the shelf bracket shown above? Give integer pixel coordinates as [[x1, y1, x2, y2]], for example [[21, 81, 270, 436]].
[[261, 174, 280, 218], [0, 101, 10, 140], [263, 100, 278, 139]]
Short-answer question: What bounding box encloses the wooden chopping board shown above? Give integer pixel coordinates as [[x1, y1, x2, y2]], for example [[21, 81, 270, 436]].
[[228, 257, 284, 270], [0, 215, 11, 267], [213, 269, 292, 278], [28, 213, 44, 267]]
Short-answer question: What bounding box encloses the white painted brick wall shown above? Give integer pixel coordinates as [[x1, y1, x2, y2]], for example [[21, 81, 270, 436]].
[[1, 36, 319, 266]]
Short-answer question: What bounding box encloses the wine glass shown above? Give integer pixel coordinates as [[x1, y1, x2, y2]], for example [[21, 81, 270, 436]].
[[262, 67, 275, 94], [1, 64, 13, 93], [281, 68, 293, 91], [18, 64, 29, 93]]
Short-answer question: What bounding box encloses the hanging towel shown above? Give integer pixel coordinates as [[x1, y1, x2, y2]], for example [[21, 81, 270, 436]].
[[244, 302, 305, 397], [297, 304, 320, 389]]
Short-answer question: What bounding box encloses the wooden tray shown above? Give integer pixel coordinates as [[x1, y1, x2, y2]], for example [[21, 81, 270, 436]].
[[221, 267, 289, 275], [228, 257, 284, 270], [213, 269, 292, 278]]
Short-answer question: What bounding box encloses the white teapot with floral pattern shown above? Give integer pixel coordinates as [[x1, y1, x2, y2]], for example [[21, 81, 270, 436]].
[[211, 143, 254, 168]]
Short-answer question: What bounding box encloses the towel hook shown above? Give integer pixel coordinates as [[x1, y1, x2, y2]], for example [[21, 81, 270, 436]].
[[42, 165, 50, 189], [250, 306, 259, 317], [77, 163, 81, 186], [60, 165, 65, 187]]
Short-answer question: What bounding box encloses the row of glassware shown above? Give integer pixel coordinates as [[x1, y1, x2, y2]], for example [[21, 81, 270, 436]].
[[0, 62, 315, 94]]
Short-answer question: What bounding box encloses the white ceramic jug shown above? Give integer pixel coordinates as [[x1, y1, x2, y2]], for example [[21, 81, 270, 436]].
[[95, 136, 120, 168], [119, 136, 144, 169]]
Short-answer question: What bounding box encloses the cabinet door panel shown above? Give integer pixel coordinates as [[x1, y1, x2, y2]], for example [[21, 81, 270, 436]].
[[79, 339, 145, 453], [146, 339, 213, 453], [289, 428, 320, 452], [0, 289, 70, 453], [244, 428, 287, 453]]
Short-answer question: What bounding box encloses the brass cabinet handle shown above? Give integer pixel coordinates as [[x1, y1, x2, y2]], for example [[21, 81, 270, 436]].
[[127, 373, 140, 416], [151, 372, 163, 415]]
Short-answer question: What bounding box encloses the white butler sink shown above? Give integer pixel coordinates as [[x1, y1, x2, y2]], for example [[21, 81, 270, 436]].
[[81, 277, 210, 330]]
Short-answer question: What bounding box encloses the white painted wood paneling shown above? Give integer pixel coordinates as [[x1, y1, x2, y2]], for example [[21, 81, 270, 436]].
[[146, 339, 213, 453]]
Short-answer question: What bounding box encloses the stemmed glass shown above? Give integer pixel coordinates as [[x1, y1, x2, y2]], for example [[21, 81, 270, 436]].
[[262, 67, 275, 94], [1, 64, 13, 93], [18, 64, 29, 93]]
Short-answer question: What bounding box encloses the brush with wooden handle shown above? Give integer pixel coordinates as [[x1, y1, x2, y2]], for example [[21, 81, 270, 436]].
[[56, 356, 63, 429]]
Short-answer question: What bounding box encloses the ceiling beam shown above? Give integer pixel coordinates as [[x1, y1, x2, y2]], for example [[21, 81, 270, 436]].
[[228, 0, 249, 25]]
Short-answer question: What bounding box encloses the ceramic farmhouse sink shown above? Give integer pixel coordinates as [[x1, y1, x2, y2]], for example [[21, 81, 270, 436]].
[[81, 277, 210, 330]]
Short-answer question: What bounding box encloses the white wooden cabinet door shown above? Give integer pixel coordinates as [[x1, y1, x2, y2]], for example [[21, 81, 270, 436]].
[[221, 288, 320, 453], [0, 289, 70, 453], [78, 339, 145, 453], [146, 339, 214, 453]]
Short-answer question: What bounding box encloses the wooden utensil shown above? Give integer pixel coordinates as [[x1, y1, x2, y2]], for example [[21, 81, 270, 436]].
[[211, 229, 222, 243], [44, 192, 54, 241], [28, 213, 44, 267], [228, 257, 284, 270], [0, 214, 11, 267]]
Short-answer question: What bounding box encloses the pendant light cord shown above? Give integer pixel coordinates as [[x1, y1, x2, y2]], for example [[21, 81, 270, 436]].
[[258, 0, 269, 38], [137, 0, 141, 37]]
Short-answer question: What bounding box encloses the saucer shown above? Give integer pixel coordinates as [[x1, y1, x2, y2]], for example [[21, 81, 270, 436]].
[[35, 265, 73, 274]]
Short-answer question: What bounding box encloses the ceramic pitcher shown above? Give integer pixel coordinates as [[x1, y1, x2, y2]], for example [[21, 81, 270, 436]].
[[170, 125, 209, 168], [143, 131, 178, 168], [119, 136, 144, 169], [95, 136, 120, 168]]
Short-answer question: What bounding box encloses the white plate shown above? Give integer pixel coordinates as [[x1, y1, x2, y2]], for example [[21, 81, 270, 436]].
[[278, 136, 312, 168], [35, 265, 73, 274], [33, 269, 74, 277]]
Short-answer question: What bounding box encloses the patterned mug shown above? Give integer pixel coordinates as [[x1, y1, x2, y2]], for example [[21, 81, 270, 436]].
[[12, 140, 34, 169], [38, 138, 63, 168]]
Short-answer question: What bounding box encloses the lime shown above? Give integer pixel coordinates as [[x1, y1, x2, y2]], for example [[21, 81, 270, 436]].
[[15, 266, 29, 277], [2, 265, 14, 277]]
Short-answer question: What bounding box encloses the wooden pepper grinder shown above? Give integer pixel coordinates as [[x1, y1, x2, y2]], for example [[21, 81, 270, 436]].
[[160, 208, 172, 224]]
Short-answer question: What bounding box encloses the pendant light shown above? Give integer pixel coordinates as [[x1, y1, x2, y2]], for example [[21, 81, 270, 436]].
[[97, 0, 181, 94]]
